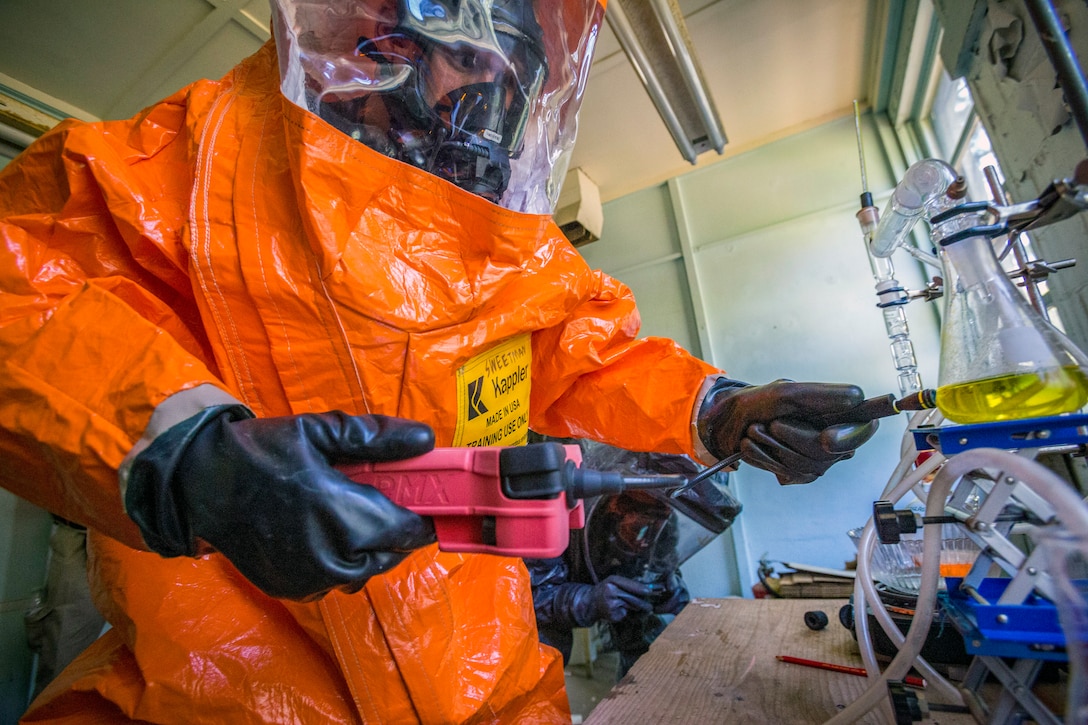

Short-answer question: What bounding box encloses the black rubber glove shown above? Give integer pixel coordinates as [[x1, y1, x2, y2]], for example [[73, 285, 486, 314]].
[[125, 405, 437, 601], [697, 379, 878, 485], [571, 575, 655, 625], [652, 572, 690, 615]]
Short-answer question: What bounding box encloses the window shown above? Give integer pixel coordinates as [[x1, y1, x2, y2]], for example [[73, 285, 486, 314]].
[[929, 70, 973, 161], [926, 70, 999, 200], [922, 64, 1058, 323]]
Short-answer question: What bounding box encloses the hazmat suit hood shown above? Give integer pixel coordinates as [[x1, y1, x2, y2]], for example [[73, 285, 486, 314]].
[[0, 0, 729, 718], [271, 0, 603, 213]]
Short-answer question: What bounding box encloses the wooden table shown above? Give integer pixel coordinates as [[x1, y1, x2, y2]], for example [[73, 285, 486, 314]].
[[583, 597, 975, 724]]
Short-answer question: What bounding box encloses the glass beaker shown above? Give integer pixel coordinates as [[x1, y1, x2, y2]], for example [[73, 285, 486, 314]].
[[934, 231, 1088, 423]]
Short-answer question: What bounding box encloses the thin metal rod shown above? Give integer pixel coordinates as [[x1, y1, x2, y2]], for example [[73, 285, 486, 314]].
[[1023, 0, 1088, 150], [670, 452, 742, 496], [619, 474, 689, 490], [854, 100, 869, 194], [983, 165, 1050, 318]]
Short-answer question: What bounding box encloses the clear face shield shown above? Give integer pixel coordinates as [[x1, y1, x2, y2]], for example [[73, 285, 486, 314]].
[[578, 447, 743, 598], [271, 0, 603, 213]]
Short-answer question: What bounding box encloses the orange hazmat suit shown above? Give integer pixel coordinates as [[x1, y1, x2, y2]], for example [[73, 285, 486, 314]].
[[0, 32, 720, 725]]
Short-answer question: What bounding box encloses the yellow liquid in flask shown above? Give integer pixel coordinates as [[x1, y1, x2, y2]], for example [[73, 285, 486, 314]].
[[936, 366, 1088, 424]]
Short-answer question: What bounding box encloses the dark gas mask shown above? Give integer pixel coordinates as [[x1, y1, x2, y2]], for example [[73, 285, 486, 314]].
[[357, 9, 546, 202]]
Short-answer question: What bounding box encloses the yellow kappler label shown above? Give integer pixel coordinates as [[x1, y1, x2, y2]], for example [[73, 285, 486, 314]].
[[452, 334, 531, 448]]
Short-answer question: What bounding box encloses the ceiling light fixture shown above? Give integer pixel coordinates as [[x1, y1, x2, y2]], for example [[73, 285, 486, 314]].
[[606, 0, 728, 164]]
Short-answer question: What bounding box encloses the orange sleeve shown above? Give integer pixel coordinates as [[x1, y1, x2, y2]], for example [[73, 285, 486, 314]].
[[529, 268, 720, 456], [0, 98, 225, 548]]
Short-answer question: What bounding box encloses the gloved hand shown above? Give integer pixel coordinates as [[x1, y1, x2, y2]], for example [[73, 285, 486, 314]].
[[697, 379, 878, 485], [652, 572, 690, 615], [124, 405, 437, 601], [570, 575, 655, 625]]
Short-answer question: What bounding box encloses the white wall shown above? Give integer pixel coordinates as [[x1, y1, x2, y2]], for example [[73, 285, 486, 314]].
[[579, 113, 942, 597]]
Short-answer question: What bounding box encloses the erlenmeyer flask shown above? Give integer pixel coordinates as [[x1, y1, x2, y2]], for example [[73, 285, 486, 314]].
[[935, 231, 1088, 423]]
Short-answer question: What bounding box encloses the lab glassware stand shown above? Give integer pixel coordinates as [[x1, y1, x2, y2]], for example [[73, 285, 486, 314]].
[[842, 410, 1088, 725], [836, 96, 1088, 723], [910, 421, 1088, 725]]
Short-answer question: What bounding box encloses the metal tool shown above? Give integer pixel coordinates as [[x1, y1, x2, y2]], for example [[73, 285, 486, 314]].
[[670, 389, 938, 498], [339, 390, 938, 556], [339, 442, 686, 558], [815, 388, 937, 427], [668, 452, 743, 498]]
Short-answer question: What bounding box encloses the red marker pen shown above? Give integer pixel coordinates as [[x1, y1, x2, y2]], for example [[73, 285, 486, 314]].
[[776, 655, 926, 689]]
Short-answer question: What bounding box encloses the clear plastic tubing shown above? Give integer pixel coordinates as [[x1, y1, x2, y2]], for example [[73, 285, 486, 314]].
[[827, 448, 1088, 725], [854, 453, 961, 706], [870, 159, 960, 258]]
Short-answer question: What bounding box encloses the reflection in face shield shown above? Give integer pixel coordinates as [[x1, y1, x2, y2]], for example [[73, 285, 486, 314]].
[[272, 0, 579, 210], [586, 492, 681, 593], [579, 449, 742, 598]]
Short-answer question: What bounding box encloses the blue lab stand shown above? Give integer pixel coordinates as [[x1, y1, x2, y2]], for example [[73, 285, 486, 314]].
[[939, 578, 1070, 661], [910, 413, 1088, 658]]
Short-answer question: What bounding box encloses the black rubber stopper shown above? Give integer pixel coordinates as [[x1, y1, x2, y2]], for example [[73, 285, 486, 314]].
[[838, 602, 855, 630]]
